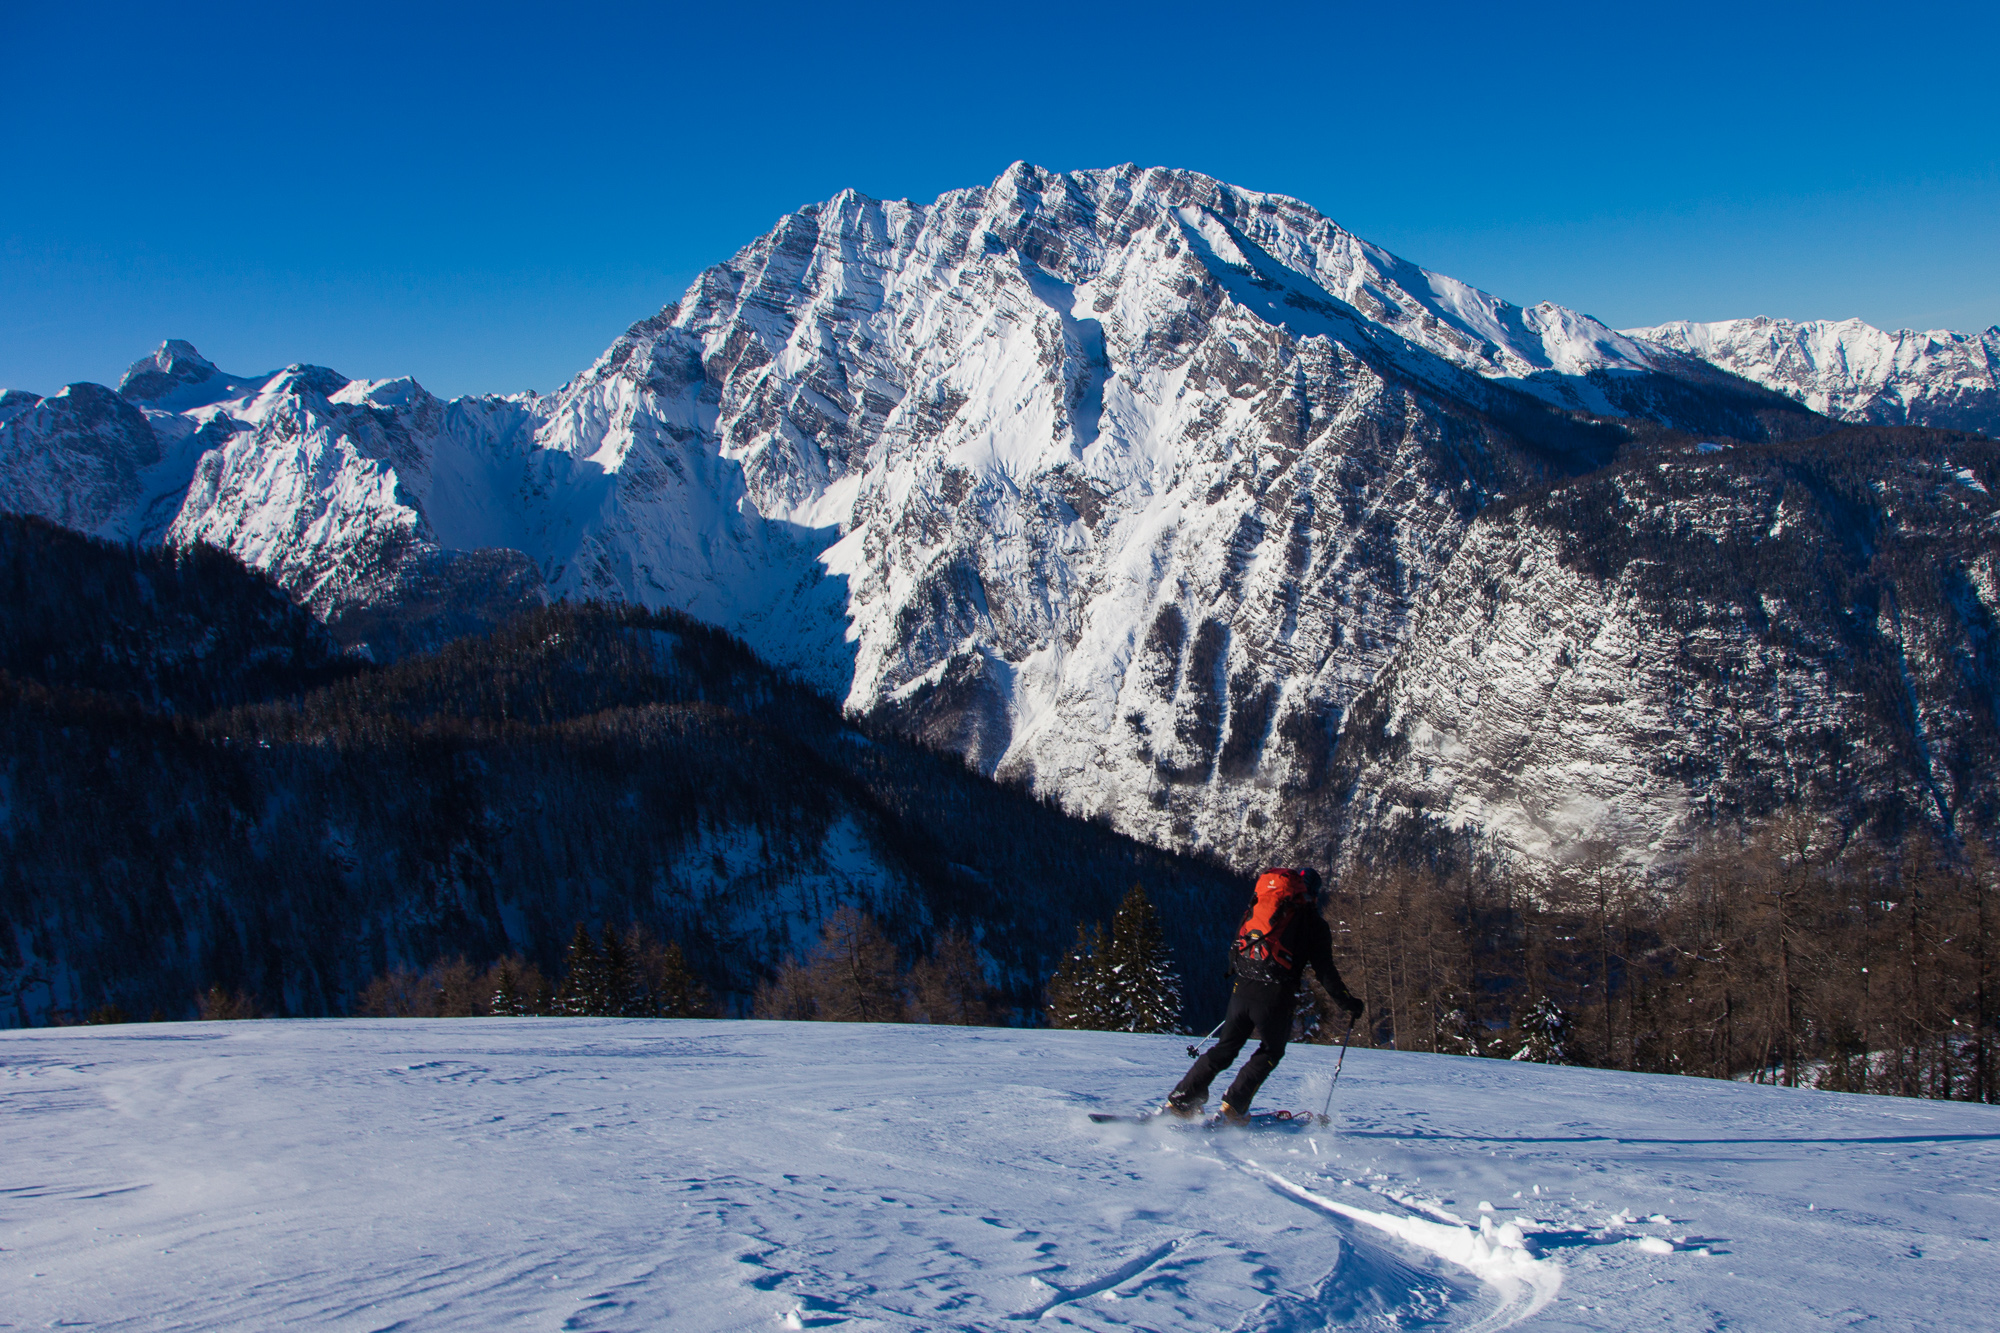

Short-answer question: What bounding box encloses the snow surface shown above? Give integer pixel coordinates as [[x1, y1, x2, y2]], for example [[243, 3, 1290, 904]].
[[5, 1020, 1996, 1330]]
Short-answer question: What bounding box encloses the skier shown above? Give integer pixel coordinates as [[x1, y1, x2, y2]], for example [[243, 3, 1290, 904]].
[[1166, 867, 1363, 1123]]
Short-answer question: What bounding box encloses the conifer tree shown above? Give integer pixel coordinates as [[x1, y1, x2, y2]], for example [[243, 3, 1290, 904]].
[[1433, 1000, 1485, 1056], [622, 926, 715, 1018], [600, 923, 636, 1017], [1046, 921, 1110, 1029], [488, 955, 548, 1016], [652, 938, 715, 1018], [556, 922, 607, 1016], [1511, 996, 1573, 1064], [1103, 883, 1182, 1034]]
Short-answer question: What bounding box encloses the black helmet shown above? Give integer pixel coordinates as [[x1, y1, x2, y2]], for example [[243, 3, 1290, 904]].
[[1300, 867, 1323, 897]]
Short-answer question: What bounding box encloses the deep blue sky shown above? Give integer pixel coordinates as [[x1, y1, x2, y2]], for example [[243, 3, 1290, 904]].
[[5, 0, 1995, 399]]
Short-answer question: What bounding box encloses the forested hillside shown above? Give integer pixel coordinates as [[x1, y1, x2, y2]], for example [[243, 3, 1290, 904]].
[[0, 515, 357, 712], [0, 532, 1239, 1026]]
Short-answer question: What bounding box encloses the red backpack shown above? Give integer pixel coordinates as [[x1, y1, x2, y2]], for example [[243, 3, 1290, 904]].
[[1231, 869, 1308, 984]]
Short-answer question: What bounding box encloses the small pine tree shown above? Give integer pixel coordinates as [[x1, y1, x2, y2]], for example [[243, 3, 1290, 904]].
[[1435, 1002, 1485, 1057], [1511, 996, 1573, 1064], [494, 967, 525, 1016], [1046, 921, 1111, 1029], [620, 926, 715, 1018], [487, 954, 550, 1016], [556, 923, 607, 1016], [651, 938, 715, 1018], [600, 924, 637, 1017], [1103, 884, 1182, 1034]]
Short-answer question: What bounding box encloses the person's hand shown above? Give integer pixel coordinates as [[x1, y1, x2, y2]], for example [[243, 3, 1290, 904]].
[[1340, 995, 1364, 1021]]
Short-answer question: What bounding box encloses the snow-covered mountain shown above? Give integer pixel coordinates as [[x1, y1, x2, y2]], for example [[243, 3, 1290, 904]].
[[5, 164, 1995, 872], [0, 340, 548, 654], [1632, 316, 2000, 437]]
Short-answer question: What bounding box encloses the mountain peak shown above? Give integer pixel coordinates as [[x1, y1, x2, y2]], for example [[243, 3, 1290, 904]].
[[0, 387, 44, 426], [119, 339, 223, 405]]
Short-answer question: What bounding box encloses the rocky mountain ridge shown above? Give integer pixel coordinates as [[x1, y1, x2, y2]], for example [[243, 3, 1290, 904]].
[[4, 164, 1996, 873], [1631, 316, 2000, 436]]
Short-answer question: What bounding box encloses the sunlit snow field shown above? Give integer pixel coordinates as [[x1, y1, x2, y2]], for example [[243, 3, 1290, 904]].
[[4, 1019, 1997, 1330]]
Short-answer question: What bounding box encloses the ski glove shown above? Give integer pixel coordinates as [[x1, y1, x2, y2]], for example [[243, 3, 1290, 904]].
[[1339, 994, 1364, 1021]]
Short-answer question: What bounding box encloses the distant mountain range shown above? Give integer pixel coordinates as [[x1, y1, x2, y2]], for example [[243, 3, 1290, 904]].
[[1630, 316, 2000, 434], [4, 163, 1995, 873]]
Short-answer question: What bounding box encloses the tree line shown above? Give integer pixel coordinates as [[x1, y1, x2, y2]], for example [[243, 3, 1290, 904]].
[[74, 810, 2000, 1111], [1321, 817, 1998, 1103], [353, 922, 715, 1019], [748, 906, 1005, 1025]]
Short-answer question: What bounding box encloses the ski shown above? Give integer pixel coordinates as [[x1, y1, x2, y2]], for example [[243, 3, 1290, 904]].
[[1088, 1110, 1327, 1128]]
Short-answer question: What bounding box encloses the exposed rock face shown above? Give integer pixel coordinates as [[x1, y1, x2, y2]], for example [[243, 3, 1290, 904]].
[[1633, 317, 2000, 438], [1321, 430, 2000, 866], [6, 163, 1995, 871], [0, 383, 160, 535]]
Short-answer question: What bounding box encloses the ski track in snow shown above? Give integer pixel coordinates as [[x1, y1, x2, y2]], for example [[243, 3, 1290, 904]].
[[3, 1021, 1997, 1331]]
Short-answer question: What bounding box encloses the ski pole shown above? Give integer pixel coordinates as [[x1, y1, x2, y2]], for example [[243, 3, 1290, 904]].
[[1317, 1015, 1357, 1125], [1185, 1018, 1226, 1060]]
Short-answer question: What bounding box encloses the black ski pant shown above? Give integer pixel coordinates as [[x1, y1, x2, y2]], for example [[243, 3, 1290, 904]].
[[1171, 978, 1293, 1110]]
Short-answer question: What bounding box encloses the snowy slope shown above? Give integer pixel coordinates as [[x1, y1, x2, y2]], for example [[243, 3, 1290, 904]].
[[1631, 316, 2000, 437], [4, 1019, 1996, 1331]]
